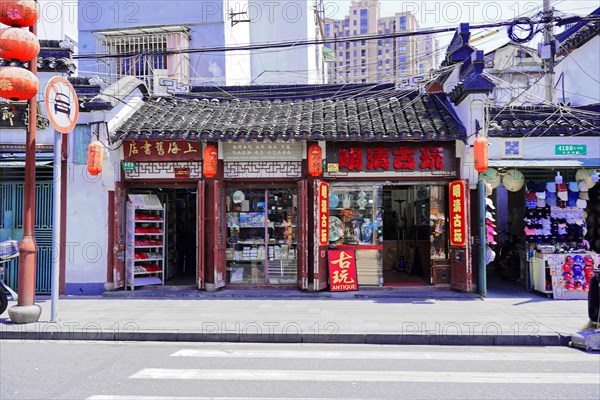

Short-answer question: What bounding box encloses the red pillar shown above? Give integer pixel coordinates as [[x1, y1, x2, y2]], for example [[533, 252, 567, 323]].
[[9, 8, 41, 323]]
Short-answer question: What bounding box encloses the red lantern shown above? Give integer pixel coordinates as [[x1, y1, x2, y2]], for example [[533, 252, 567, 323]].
[[307, 144, 323, 177], [0, 66, 39, 101], [87, 141, 104, 176], [0, 27, 40, 61], [0, 0, 38, 27], [203, 144, 218, 178], [474, 136, 489, 174]]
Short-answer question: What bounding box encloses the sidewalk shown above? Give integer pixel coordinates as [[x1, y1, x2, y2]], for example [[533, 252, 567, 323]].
[[0, 285, 590, 346]]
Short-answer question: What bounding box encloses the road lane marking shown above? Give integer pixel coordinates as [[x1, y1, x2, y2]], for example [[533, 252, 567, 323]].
[[170, 349, 594, 362], [129, 369, 600, 384], [87, 397, 371, 400]]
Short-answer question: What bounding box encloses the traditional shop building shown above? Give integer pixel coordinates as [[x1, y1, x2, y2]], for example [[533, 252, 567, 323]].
[[92, 83, 475, 293]]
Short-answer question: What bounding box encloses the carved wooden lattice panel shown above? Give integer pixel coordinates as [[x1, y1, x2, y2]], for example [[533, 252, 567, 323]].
[[224, 161, 302, 179], [123, 162, 202, 180]]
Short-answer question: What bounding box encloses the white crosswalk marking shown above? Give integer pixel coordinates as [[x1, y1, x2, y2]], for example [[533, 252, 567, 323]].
[[171, 348, 591, 362], [87, 397, 370, 400], [129, 368, 600, 384]]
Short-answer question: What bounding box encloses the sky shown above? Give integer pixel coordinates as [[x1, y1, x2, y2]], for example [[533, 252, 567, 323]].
[[323, 0, 600, 50]]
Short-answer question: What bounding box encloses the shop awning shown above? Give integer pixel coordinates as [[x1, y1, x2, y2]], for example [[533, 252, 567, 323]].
[[111, 90, 467, 142], [0, 160, 53, 168]]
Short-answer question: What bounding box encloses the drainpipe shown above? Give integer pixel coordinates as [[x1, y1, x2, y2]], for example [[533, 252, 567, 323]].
[[478, 174, 487, 297]]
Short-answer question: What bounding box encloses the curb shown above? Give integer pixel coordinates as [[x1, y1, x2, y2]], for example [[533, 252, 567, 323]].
[[0, 330, 571, 346]]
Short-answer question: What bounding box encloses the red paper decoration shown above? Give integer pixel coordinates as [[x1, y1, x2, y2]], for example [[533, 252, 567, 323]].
[[474, 136, 489, 174], [307, 144, 323, 177], [203, 144, 218, 178], [87, 141, 104, 176], [0, 0, 38, 27], [0, 66, 39, 101], [0, 27, 40, 61]]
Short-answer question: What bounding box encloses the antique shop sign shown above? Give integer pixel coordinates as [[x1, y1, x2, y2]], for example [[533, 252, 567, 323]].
[[328, 249, 359, 291], [326, 142, 455, 174], [449, 180, 467, 247], [318, 181, 329, 246], [124, 141, 202, 162]]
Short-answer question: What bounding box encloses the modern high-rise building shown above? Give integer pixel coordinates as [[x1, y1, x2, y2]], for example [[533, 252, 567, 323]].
[[324, 0, 437, 84]]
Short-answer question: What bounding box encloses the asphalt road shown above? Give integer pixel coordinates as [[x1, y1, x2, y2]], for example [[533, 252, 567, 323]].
[[0, 341, 598, 400]]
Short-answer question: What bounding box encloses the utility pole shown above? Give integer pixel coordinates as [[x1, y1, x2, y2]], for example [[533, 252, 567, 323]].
[[543, 0, 555, 103]]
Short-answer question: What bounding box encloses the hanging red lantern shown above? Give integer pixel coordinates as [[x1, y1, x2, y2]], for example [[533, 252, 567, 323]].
[[203, 144, 218, 178], [474, 136, 489, 174], [0, 0, 38, 27], [0, 66, 39, 101], [0, 27, 40, 62], [87, 141, 104, 176], [307, 144, 323, 177]]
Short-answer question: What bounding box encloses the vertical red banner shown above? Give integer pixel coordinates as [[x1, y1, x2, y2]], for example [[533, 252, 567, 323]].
[[328, 249, 359, 291], [319, 182, 329, 246], [449, 180, 467, 247]]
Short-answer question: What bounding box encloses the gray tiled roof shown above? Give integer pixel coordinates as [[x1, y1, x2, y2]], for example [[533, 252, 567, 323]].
[[112, 92, 466, 142], [488, 104, 600, 137]]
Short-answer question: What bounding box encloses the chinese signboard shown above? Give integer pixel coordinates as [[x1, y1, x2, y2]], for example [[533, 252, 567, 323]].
[[325, 142, 456, 174], [1, 102, 49, 130], [555, 145, 586, 156], [318, 182, 329, 246], [448, 180, 467, 247], [222, 142, 303, 162], [328, 249, 359, 291], [124, 141, 202, 162]]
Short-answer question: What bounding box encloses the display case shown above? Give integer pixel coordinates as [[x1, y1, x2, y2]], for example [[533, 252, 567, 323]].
[[328, 186, 383, 285], [225, 188, 297, 285], [125, 195, 165, 290]]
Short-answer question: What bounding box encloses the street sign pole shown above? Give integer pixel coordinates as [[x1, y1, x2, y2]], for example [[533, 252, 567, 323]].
[[44, 76, 79, 322], [51, 130, 61, 322]]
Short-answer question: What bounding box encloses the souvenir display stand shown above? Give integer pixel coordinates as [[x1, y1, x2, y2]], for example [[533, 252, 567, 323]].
[[524, 179, 596, 299], [125, 195, 166, 290], [532, 252, 597, 299]]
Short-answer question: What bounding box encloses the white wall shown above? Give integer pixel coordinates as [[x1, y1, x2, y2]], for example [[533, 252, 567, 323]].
[[514, 36, 600, 106], [65, 86, 145, 293], [224, 0, 252, 85], [37, 0, 78, 43], [250, 1, 324, 84]]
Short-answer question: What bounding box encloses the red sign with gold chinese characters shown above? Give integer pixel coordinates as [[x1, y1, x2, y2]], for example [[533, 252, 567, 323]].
[[328, 249, 359, 291], [124, 141, 202, 162], [449, 180, 467, 247], [318, 182, 329, 246]]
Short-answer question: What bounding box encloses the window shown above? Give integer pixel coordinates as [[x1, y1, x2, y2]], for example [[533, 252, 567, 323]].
[[386, 48, 390, 54], [378, 50, 382, 56], [344, 19, 349, 27], [378, 30, 382, 35], [361, 49, 366, 57], [361, 69, 366, 75], [378, 40, 382, 46], [399, 46, 406, 52], [361, 40, 366, 46], [353, 9, 357, 15], [399, 16, 406, 30], [353, 30, 357, 35], [353, 20, 357, 26], [361, 59, 366, 67], [346, 52, 350, 59], [325, 25, 330, 37], [338, 62, 343, 66], [97, 25, 190, 93], [354, 60, 357, 66], [378, 60, 382, 66], [361, 79, 366, 83], [345, 30, 350, 36], [386, 59, 390, 64], [339, 51, 343, 57], [353, 50, 357, 57], [400, 56, 407, 62]]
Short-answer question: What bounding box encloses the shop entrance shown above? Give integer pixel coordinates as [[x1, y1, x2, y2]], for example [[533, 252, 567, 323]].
[[224, 186, 300, 286], [381, 185, 448, 286], [129, 187, 197, 286]]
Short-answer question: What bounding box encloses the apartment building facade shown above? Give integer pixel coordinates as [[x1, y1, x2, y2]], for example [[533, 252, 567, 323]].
[[324, 0, 437, 84]]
